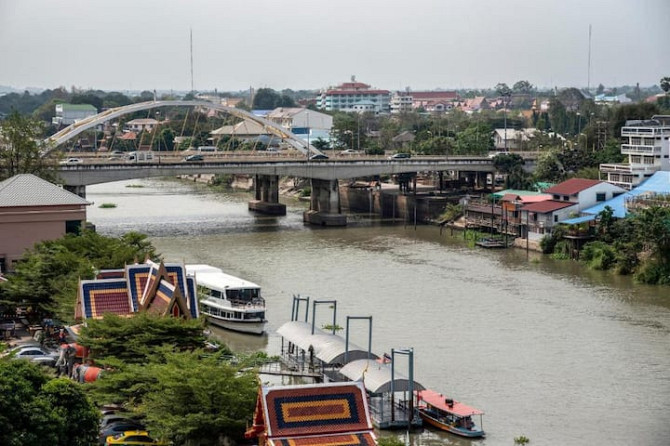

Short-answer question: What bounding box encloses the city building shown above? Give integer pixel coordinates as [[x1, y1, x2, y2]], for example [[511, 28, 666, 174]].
[[0, 174, 90, 272], [600, 115, 670, 190], [124, 118, 159, 133], [493, 128, 538, 151], [52, 103, 97, 126], [544, 178, 625, 211], [390, 91, 460, 114], [318, 79, 390, 113]]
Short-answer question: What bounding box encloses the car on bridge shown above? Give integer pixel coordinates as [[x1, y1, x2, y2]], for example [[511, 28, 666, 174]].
[[388, 153, 411, 160], [184, 154, 204, 162], [340, 149, 360, 155], [59, 157, 83, 165], [309, 154, 329, 161]]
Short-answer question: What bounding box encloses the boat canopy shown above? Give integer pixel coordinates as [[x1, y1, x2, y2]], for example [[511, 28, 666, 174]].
[[339, 359, 425, 394], [416, 389, 484, 417], [186, 264, 260, 291], [277, 321, 378, 366]]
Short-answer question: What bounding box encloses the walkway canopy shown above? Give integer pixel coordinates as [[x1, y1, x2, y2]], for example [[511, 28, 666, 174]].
[[277, 321, 378, 366], [339, 359, 425, 394]]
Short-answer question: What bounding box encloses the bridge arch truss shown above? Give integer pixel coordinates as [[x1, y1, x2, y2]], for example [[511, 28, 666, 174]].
[[43, 100, 317, 156]]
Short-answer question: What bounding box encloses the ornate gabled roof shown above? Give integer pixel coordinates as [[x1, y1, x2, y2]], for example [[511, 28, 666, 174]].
[[78, 278, 133, 319], [246, 382, 376, 446], [76, 260, 194, 321]]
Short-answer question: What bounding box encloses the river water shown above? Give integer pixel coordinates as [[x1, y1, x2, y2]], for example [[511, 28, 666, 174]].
[[87, 178, 670, 446]]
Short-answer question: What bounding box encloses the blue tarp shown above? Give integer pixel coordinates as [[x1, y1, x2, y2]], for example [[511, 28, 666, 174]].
[[582, 171, 670, 218], [560, 215, 597, 225]]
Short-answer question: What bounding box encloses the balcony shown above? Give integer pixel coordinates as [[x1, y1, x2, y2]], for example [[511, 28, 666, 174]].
[[600, 163, 633, 173], [621, 144, 661, 155]]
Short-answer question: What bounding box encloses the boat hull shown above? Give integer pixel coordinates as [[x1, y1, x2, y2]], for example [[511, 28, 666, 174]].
[[206, 316, 267, 335], [418, 410, 485, 438]]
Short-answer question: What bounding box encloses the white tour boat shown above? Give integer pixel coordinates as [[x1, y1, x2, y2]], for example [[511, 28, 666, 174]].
[[186, 264, 267, 335]]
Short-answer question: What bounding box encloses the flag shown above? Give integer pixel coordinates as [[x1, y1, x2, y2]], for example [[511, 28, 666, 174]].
[[376, 352, 392, 364]]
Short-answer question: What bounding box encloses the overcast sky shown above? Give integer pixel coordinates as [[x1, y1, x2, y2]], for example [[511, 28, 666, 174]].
[[1, 0, 668, 93]]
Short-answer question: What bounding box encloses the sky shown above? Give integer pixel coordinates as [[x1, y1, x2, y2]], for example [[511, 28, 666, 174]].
[[1, 0, 669, 93]]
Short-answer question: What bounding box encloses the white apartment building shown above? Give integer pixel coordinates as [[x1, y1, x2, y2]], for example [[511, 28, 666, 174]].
[[317, 80, 390, 113], [600, 115, 670, 190], [52, 103, 97, 126]]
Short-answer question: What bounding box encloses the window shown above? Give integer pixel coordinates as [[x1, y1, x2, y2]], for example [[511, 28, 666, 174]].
[[596, 193, 606, 202], [563, 195, 569, 201], [553, 194, 560, 200], [65, 220, 81, 235], [554, 215, 559, 223]]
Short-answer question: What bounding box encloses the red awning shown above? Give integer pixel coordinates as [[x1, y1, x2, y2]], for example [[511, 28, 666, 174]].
[[416, 389, 484, 417]]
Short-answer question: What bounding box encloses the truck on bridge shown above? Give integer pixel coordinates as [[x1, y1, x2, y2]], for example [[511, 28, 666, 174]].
[[125, 151, 155, 163]]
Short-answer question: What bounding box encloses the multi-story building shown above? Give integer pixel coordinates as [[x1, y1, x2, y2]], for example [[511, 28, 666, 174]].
[[600, 115, 670, 190], [52, 103, 97, 126], [317, 80, 390, 113], [390, 91, 460, 114]]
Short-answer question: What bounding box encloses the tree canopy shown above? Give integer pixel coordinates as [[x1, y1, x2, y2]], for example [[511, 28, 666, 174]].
[[1, 231, 158, 321], [0, 360, 99, 446], [0, 111, 57, 182]]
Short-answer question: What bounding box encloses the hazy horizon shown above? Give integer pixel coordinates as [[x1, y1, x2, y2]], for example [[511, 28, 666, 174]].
[[1, 0, 668, 93]]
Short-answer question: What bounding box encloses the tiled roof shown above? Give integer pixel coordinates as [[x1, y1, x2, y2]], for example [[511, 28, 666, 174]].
[[544, 178, 601, 195], [0, 174, 90, 207], [262, 383, 373, 438], [79, 279, 133, 319], [522, 200, 576, 213], [410, 91, 459, 100]]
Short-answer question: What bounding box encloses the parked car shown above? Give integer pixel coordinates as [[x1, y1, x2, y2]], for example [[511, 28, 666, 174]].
[[105, 430, 167, 445], [184, 154, 204, 162], [59, 157, 83, 165], [111, 150, 125, 156], [388, 153, 411, 160], [309, 153, 329, 160], [10, 346, 59, 366], [340, 149, 360, 155], [101, 414, 140, 429], [99, 422, 146, 445]]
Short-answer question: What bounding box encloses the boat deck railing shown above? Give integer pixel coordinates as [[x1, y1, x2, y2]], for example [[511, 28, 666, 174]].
[[228, 297, 266, 309]]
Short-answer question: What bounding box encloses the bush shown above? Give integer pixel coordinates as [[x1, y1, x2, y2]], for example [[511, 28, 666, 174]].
[[581, 241, 616, 270], [635, 260, 670, 285]]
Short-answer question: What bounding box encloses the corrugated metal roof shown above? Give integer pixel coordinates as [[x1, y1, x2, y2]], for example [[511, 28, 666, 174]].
[[0, 174, 90, 207], [582, 171, 670, 218], [277, 321, 378, 366], [522, 200, 576, 213], [560, 215, 597, 225], [339, 359, 425, 394], [545, 178, 601, 195]]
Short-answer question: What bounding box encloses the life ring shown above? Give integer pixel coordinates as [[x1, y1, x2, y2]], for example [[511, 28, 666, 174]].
[[246, 302, 252, 308]]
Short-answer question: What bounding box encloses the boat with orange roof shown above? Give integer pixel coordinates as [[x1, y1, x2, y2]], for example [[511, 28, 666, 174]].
[[415, 389, 485, 438]]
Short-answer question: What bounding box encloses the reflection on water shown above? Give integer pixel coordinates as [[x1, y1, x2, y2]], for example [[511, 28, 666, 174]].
[[87, 178, 670, 446]]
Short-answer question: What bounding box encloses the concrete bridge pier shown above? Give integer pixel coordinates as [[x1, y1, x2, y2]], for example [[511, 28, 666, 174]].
[[303, 178, 346, 226], [64, 185, 86, 199], [249, 175, 286, 215]]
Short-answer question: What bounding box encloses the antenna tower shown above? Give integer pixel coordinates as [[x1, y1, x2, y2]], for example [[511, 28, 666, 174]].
[[587, 24, 592, 92], [190, 28, 194, 93]]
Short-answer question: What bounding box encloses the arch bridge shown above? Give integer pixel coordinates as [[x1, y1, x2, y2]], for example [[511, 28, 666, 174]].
[[43, 100, 319, 156]]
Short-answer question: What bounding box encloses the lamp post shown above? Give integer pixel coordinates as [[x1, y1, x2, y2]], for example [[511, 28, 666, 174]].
[[306, 111, 310, 160]]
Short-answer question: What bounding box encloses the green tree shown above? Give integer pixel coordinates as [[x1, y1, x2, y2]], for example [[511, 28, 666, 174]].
[[453, 123, 492, 155], [153, 127, 176, 151], [512, 80, 533, 94], [3, 231, 158, 320], [660, 77, 670, 94], [88, 348, 261, 446], [0, 360, 99, 446], [0, 111, 57, 182], [79, 313, 206, 363]]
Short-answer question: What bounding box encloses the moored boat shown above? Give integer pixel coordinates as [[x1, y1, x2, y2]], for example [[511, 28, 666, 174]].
[[416, 389, 485, 438], [186, 264, 267, 335]]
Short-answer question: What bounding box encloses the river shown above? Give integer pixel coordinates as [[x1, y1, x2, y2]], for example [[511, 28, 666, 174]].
[[86, 178, 670, 446]]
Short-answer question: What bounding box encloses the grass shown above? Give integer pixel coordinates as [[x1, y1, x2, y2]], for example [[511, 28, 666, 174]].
[[98, 203, 117, 209]]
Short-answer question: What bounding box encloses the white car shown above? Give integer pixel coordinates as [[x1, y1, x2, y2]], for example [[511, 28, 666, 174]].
[[59, 157, 83, 165], [340, 149, 360, 155], [10, 346, 59, 366]]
